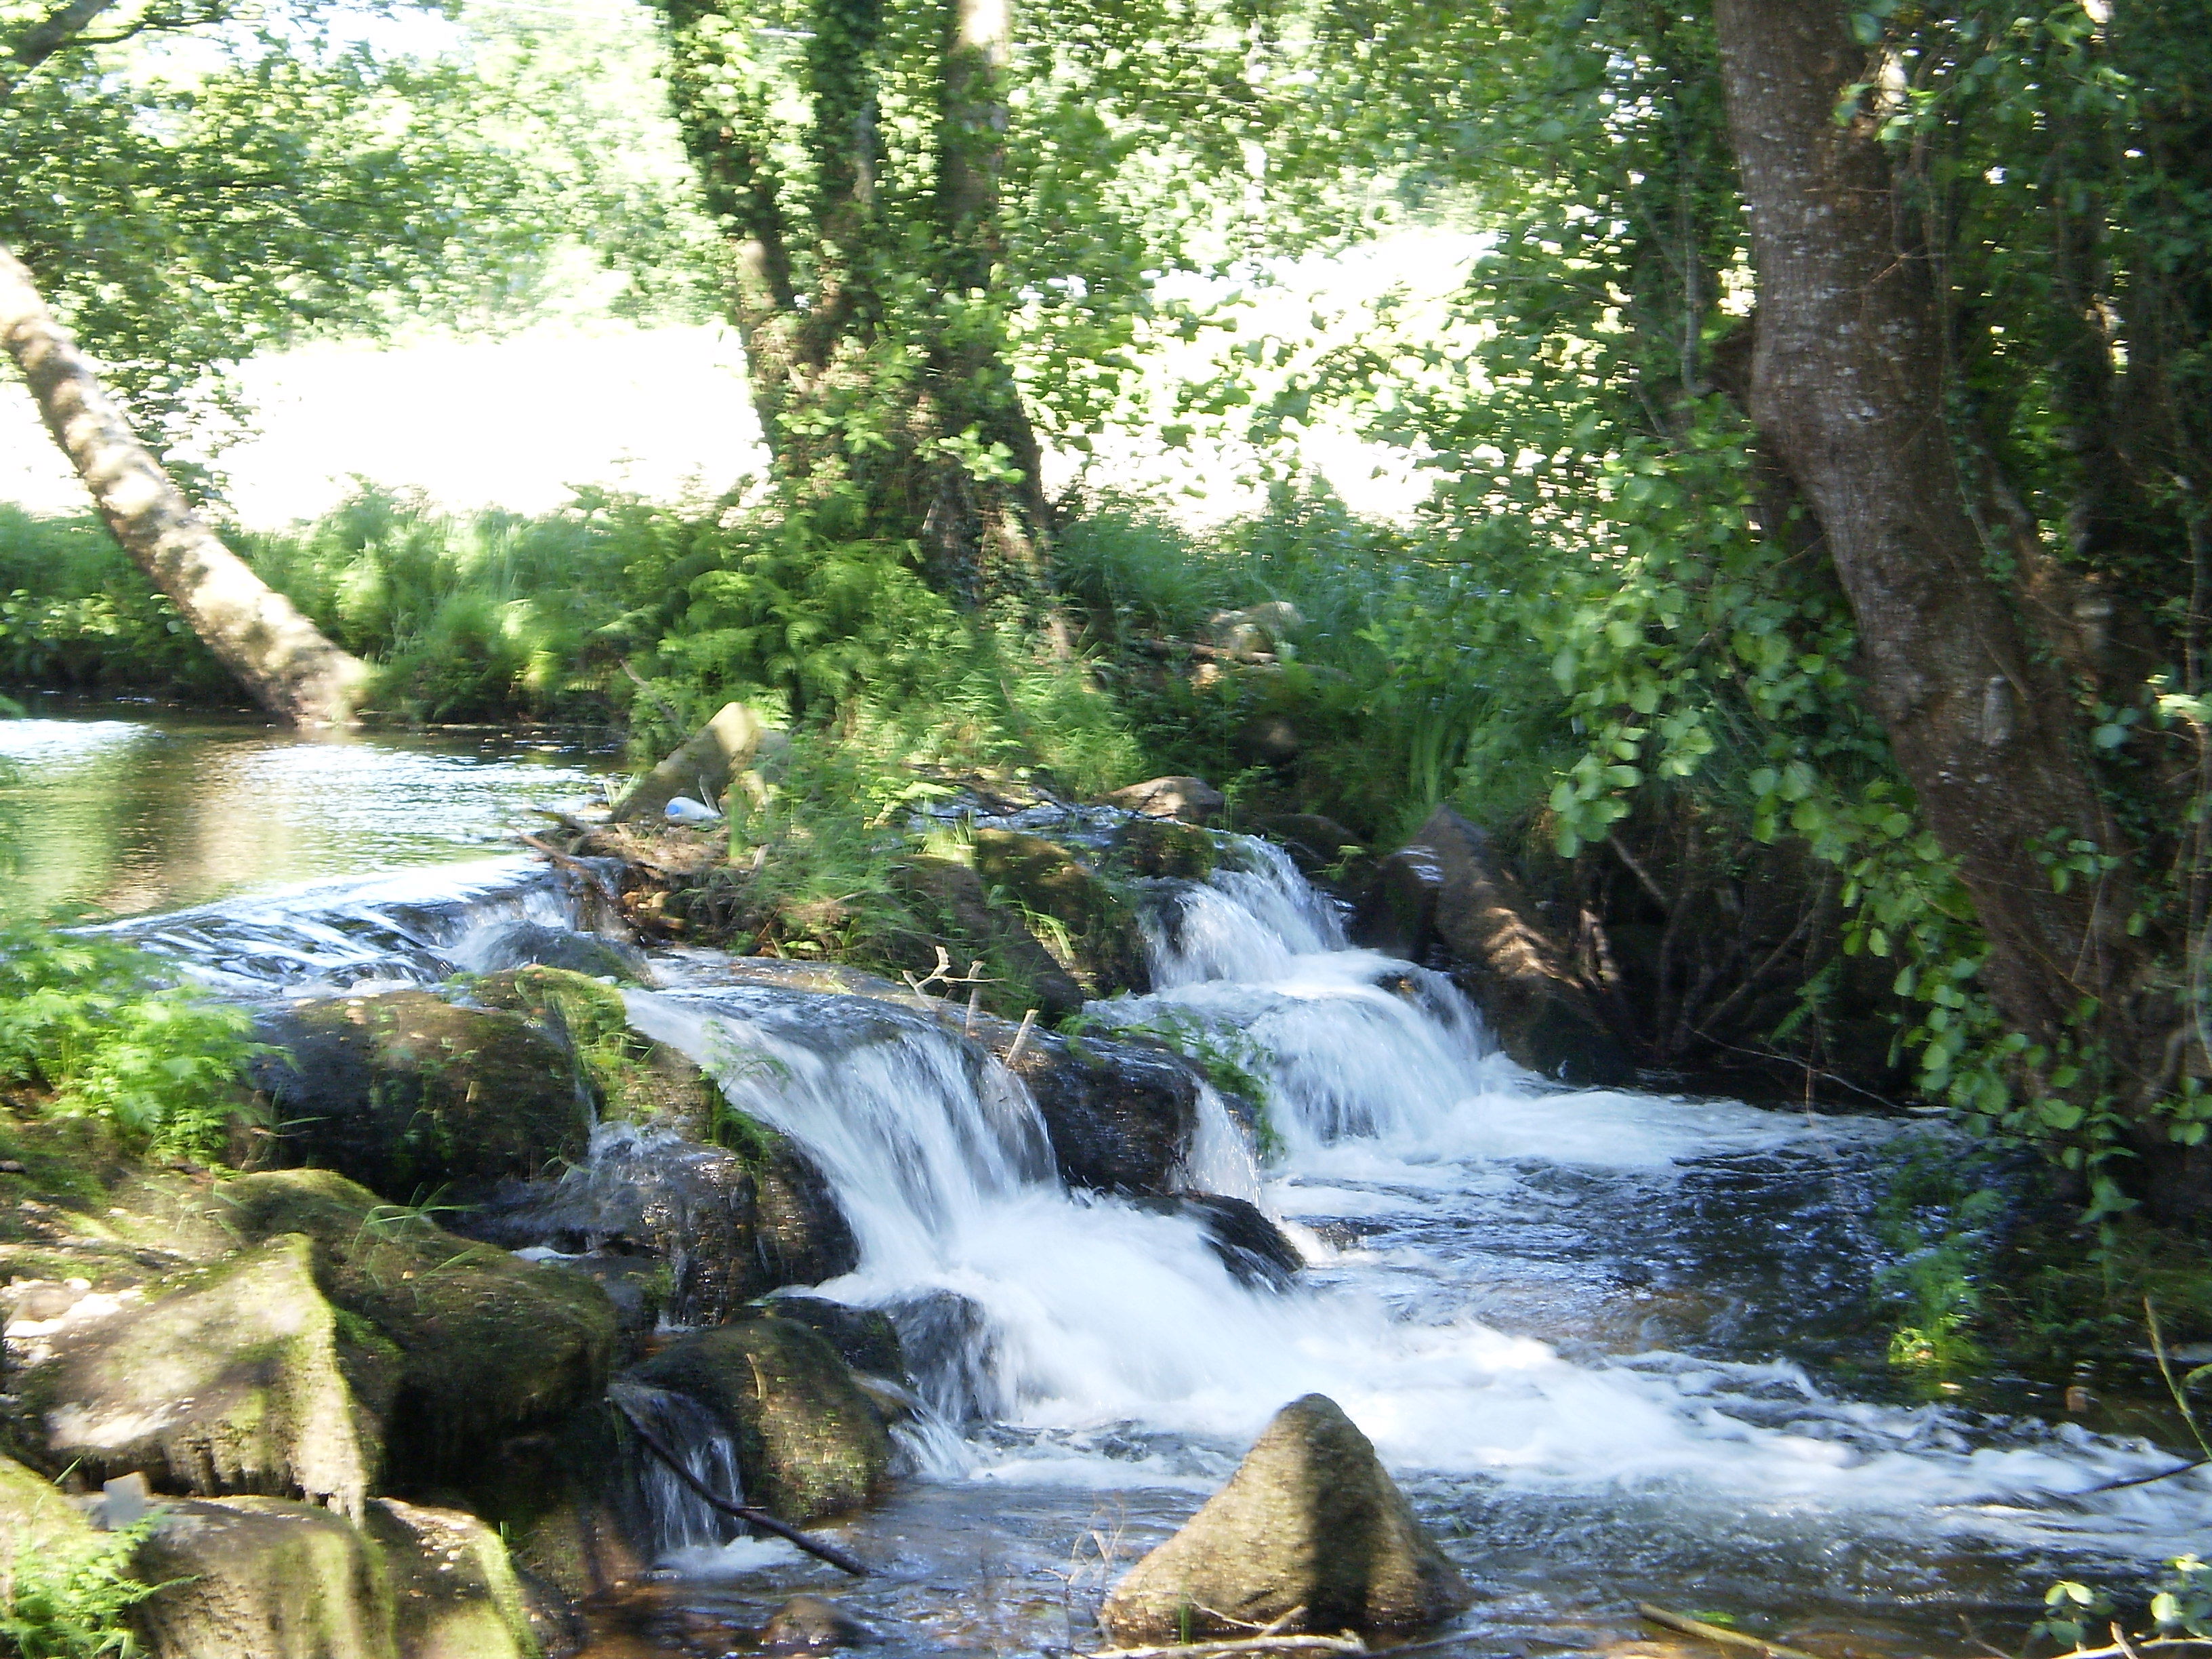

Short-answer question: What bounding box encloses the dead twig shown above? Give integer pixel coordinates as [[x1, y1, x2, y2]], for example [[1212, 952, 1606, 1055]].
[[1006, 1007, 1039, 1065]]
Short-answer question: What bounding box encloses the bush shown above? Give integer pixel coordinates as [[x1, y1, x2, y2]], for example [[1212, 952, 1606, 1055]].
[[0, 923, 262, 1164]]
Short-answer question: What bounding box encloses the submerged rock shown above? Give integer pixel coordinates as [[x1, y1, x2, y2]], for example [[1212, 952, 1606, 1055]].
[[254, 990, 594, 1197], [133, 1494, 539, 1659], [628, 1318, 892, 1522], [1099, 1393, 1471, 1643], [221, 1169, 617, 1482], [12, 1233, 388, 1516], [1355, 805, 1632, 1086], [468, 920, 650, 984], [762, 1593, 875, 1650]]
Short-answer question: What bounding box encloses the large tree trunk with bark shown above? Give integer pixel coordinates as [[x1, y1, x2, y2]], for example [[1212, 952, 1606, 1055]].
[[1, 242, 365, 726], [1709, 6, 2160, 1078], [655, 0, 1050, 609]]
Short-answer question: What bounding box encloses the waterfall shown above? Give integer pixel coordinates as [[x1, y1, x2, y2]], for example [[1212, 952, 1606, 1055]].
[[609, 1379, 747, 1557]]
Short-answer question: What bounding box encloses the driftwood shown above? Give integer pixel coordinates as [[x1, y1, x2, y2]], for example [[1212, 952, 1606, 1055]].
[[1082, 1637, 1366, 1659], [610, 1395, 867, 1577], [1635, 1604, 1824, 1659]]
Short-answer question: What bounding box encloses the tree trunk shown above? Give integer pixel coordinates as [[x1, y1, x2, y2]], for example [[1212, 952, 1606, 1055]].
[[1, 241, 365, 726], [924, 0, 1052, 604], [1708, 3, 2149, 1059]]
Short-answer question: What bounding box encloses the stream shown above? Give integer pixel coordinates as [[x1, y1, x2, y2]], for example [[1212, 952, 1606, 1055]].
[[9, 706, 2212, 1659]]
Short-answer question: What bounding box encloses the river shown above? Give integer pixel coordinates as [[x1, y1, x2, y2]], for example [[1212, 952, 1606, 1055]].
[[8, 704, 2210, 1659]]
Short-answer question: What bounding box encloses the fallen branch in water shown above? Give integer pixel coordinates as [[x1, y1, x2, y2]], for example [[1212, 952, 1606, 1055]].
[[609, 1396, 867, 1576], [1635, 1604, 1824, 1659]]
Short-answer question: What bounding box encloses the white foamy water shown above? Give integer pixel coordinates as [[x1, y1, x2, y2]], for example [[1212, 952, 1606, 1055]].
[[624, 838, 2212, 1566]]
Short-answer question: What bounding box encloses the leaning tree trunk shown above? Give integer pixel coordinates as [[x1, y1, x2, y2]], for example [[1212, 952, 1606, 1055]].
[[0, 242, 365, 726], [1708, 5, 2153, 1063]]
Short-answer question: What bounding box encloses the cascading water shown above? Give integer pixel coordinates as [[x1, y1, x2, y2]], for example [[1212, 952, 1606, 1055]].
[[56, 718, 2212, 1638], [630, 830, 2212, 1591]]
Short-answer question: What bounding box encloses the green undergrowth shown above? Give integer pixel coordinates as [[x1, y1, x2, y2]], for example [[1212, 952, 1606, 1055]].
[[0, 919, 264, 1165], [0, 1520, 161, 1659]]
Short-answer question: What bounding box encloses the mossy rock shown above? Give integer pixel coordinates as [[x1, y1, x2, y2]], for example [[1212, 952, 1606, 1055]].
[[368, 1496, 541, 1659], [892, 855, 1085, 1018], [471, 966, 721, 1135], [0, 1450, 97, 1557], [253, 991, 593, 1198], [627, 1318, 892, 1523], [133, 1494, 540, 1659], [971, 828, 1151, 997], [12, 1234, 392, 1517], [220, 1169, 616, 1483], [1103, 817, 1223, 882]]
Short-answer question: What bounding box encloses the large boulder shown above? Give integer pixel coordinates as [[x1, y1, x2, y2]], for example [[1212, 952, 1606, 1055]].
[[614, 699, 782, 823], [253, 991, 594, 1198], [627, 1318, 892, 1523], [1354, 806, 1632, 1086], [972, 827, 1151, 997], [220, 1170, 617, 1481], [12, 1234, 390, 1517], [1099, 1394, 1471, 1643], [132, 1494, 539, 1659], [367, 1496, 541, 1659]]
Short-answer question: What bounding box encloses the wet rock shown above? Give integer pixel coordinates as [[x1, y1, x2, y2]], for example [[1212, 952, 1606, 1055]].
[[615, 700, 783, 823], [132, 1494, 539, 1659], [1105, 816, 1223, 881], [1135, 1195, 1303, 1291], [468, 920, 650, 984], [135, 1497, 395, 1659], [221, 1169, 617, 1483], [1355, 806, 1632, 1086], [893, 855, 1086, 1017], [1099, 1393, 1471, 1643], [12, 1233, 389, 1516], [1105, 775, 1225, 825], [462, 1401, 650, 1602], [762, 1593, 875, 1650], [1252, 813, 1368, 884], [471, 966, 718, 1134], [883, 1290, 1005, 1425], [971, 827, 1151, 997], [982, 1019, 1200, 1195], [467, 1123, 857, 1328], [253, 990, 594, 1198], [628, 1319, 892, 1522], [760, 1296, 905, 1378]]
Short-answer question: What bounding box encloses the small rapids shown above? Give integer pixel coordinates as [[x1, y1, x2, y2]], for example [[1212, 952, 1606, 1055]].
[[617, 839, 2212, 1587], [79, 768, 2212, 1647]]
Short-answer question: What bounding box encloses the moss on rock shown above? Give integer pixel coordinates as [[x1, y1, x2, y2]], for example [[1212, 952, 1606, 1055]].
[[253, 991, 592, 1198], [627, 1318, 891, 1523], [972, 827, 1151, 997], [13, 1234, 390, 1517], [220, 1169, 616, 1482]]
